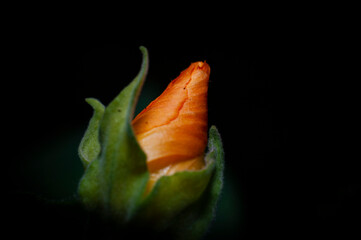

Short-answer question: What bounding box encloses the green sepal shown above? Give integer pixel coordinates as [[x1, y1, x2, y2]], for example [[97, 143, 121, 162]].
[[78, 46, 149, 222], [78, 98, 105, 168], [166, 125, 225, 240], [135, 126, 224, 238]]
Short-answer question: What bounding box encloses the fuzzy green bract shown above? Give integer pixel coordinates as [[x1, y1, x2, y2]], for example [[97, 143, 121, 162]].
[[77, 46, 224, 239], [78, 46, 149, 222], [165, 126, 225, 239], [78, 98, 105, 168]]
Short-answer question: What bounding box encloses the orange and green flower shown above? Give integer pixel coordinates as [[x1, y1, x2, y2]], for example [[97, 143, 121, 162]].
[[77, 47, 224, 239]]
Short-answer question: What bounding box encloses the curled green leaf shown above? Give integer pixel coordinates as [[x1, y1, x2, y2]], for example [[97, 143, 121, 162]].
[[167, 125, 225, 240], [78, 98, 105, 168], [78, 46, 149, 222]]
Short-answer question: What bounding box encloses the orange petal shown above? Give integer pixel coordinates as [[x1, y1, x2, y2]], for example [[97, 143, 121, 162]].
[[132, 61, 210, 174]]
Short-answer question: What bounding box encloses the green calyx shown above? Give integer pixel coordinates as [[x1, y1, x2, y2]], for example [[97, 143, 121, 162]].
[[77, 47, 224, 239]]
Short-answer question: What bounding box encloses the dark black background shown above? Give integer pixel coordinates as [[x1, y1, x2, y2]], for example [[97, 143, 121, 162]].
[[4, 13, 359, 239]]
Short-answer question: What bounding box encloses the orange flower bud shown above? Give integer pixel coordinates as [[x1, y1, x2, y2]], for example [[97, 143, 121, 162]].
[[132, 61, 210, 190]]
